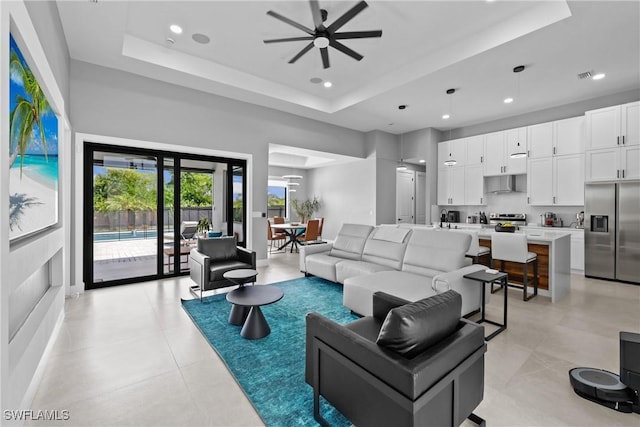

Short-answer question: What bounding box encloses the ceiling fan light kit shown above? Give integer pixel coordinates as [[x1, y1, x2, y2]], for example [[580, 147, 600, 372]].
[[264, 0, 382, 69]]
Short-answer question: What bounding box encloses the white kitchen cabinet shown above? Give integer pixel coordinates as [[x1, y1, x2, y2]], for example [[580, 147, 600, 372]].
[[555, 154, 585, 205], [586, 101, 640, 149], [465, 135, 484, 165], [527, 157, 553, 205], [464, 164, 485, 206], [438, 166, 465, 205], [570, 231, 584, 271], [528, 122, 554, 159], [484, 129, 526, 176], [554, 116, 585, 155], [528, 154, 584, 206], [438, 138, 466, 167], [585, 145, 640, 182]]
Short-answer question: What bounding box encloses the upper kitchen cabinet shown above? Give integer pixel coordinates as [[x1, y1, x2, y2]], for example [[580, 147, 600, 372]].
[[586, 102, 639, 150], [554, 116, 585, 155], [438, 138, 466, 167], [528, 117, 584, 159], [465, 135, 484, 165], [586, 102, 640, 182], [484, 129, 527, 176]]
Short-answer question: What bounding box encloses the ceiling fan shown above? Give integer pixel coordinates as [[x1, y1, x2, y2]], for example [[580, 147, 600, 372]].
[[263, 0, 382, 69]]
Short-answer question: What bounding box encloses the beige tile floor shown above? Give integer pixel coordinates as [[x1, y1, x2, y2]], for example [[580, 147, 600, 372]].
[[28, 252, 640, 427]]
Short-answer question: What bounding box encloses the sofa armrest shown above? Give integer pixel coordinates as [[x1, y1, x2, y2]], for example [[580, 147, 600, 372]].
[[189, 249, 210, 287], [299, 242, 333, 272], [372, 292, 411, 321], [432, 264, 488, 315], [237, 247, 256, 268], [306, 312, 486, 401]]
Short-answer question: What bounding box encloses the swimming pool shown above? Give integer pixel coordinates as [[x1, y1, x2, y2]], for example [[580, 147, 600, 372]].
[[93, 230, 159, 241]]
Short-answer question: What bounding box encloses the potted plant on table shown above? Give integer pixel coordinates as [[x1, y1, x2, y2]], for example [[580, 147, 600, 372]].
[[291, 196, 320, 224], [196, 217, 211, 237]]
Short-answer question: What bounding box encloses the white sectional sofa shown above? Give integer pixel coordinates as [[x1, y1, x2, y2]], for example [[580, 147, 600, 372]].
[[299, 223, 487, 316]]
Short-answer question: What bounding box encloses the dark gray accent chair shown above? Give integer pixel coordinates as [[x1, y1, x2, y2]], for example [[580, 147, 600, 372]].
[[188, 237, 256, 300], [306, 290, 487, 427]]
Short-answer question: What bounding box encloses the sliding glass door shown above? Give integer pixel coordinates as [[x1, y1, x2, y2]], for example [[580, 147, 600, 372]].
[[84, 143, 246, 289]]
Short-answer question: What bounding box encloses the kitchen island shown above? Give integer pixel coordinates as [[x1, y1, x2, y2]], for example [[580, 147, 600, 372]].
[[476, 229, 571, 303]]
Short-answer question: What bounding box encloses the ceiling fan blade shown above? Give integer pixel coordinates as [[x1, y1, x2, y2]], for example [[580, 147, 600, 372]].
[[327, 1, 368, 33], [309, 0, 326, 31], [289, 42, 315, 64], [320, 47, 330, 69], [329, 39, 363, 61], [334, 30, 382, 40], [267, 10, 315, 35], [264, 36, 314, 44]]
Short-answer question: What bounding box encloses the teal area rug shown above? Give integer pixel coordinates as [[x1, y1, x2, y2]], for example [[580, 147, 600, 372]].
[[181, 276, 358, 426]]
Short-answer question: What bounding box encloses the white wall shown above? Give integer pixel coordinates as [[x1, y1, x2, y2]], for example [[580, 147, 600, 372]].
[[1, 0, 70, 413], [70, 60, 367, 274], [307, 159, 376, 240]]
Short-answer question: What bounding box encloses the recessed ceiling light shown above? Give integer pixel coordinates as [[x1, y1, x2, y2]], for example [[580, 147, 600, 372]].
[[592, 73, 606, 80], [442, 114, 450, 120], [310, 77, 323, 84], [323, 81, 333, 88], [504, 97, 514, 104], [166, 37, 175, 45], [419, 159, 426, 163], [169, 24, 183, 34], [398, 105, 407, 110], [192, 33, 210, 44]]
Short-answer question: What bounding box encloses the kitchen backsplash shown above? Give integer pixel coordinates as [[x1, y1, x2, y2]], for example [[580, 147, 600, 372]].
[[436, 176, 584, 228]]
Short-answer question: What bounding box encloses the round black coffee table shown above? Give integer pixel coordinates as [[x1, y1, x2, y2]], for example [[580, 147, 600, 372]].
[[223, 269, 258, 325], [226, 285, 284, 339]]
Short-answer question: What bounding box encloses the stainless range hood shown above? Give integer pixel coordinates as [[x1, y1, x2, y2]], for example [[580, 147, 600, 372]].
[[485, 175, 518, 193]]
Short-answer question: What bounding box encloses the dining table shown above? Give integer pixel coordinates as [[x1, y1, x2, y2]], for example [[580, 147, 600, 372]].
[[271, 223, 307, 253]]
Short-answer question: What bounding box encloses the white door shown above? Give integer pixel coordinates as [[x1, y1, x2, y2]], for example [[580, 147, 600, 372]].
[[450, 167, 466, 205], [396, 169, 415, 223], [465, 136, 484, 165], [554, 154, 584, 205], [621, 145, 640, 180], [415, 172, 426, 224]]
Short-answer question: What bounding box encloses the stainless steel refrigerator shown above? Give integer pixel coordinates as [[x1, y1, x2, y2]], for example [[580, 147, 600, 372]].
[[585, 182, 640, 284]]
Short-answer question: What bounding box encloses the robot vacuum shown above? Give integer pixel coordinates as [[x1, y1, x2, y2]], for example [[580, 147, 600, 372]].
[[569, 332, 640, 414]]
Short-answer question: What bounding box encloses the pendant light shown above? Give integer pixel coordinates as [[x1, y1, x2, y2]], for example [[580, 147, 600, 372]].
[[397, 132, 408, 170], [509, 65, 527, 158], [443, 88, 457, 166]]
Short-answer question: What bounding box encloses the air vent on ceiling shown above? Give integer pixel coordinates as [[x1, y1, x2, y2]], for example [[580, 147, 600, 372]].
[[577, 71, 593, 80]]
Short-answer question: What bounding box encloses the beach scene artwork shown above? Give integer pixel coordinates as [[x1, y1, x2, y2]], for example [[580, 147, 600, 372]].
[[9, 34, 59, 241]]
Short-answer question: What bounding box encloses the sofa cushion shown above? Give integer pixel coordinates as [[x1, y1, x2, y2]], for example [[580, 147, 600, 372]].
[[402, 229, 470, 276], [361, 227, 412, 270], [197, 237, 238, 261], [305, 253, 345, 282], [376, 290, 462, 358], [343, 271, 437, 317], [329, 224, 374, 260], [335, 260, 394, 284], [209, 260, 253, 282]]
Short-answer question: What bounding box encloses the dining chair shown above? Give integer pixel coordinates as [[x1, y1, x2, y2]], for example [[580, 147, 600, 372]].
[[298, 219, 320, 245], [491, 233, 539, 301], [273, 216, 285, 225], [315, 217, 324, 239], [267, 220, 286, 254]]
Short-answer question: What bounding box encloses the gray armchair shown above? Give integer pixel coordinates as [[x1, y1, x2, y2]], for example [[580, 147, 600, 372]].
[[188, 237, 256, 300], [306, 290, 487, 427]]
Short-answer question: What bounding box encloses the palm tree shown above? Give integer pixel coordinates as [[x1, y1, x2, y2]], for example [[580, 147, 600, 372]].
[[9, 48, 52, 177]]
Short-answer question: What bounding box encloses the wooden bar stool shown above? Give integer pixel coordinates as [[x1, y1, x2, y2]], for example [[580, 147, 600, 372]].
[[491, 233, 539, 301]]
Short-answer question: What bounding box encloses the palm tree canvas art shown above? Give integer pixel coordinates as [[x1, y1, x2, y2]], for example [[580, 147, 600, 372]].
[[9, 34, 59, 241]]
